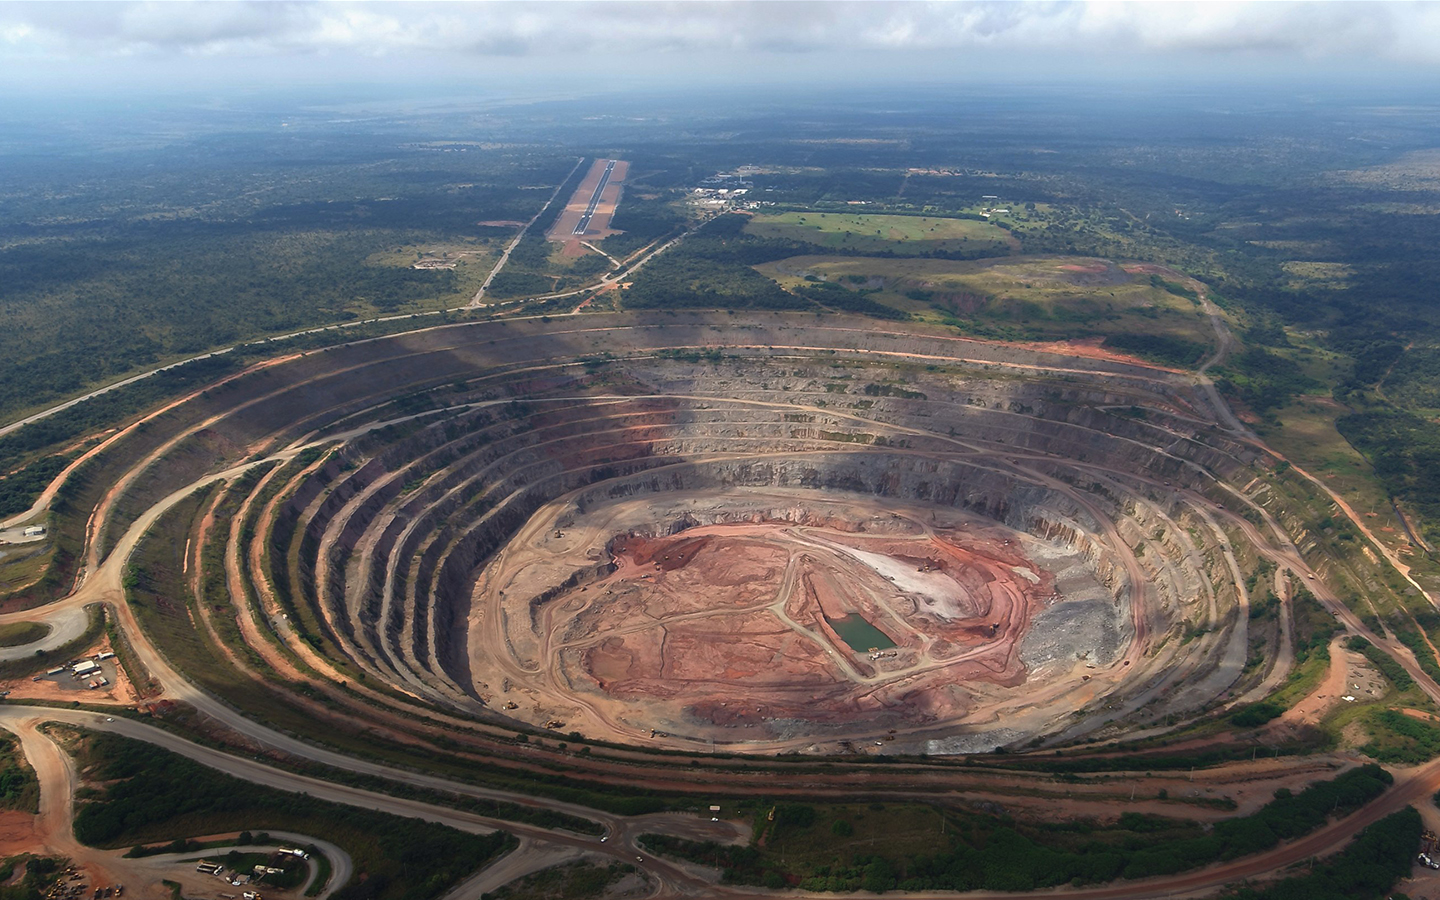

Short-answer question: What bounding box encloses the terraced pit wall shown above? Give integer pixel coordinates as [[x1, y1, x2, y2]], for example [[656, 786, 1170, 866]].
[[37, 313, 1290, 752]]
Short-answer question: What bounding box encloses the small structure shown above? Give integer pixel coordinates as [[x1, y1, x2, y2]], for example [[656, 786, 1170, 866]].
[[22, 526, 45, 537], [72, 660, 99, 677]]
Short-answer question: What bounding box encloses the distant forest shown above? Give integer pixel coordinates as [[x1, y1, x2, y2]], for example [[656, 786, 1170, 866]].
[[5, 90, 1440, 546]]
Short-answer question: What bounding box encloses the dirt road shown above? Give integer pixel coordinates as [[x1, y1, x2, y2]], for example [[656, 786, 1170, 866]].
[[122, 831, 351, 900]]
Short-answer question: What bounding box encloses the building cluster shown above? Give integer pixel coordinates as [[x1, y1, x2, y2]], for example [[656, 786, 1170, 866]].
[[690, 172, 757, 209], [979, 197, 1011, 218], [39, 651, 116, 690]]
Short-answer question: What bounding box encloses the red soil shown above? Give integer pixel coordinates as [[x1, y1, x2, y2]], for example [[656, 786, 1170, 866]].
[[572, 522, 1052, 735]]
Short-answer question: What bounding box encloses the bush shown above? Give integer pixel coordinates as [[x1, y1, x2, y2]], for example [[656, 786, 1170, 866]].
[[1231, 701, 1285, 728], [774, 803, 816, 829], [1226, 807, 1420, 900]]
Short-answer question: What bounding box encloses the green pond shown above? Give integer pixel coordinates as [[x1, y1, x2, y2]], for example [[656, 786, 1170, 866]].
[[827, 614, 896, 653]]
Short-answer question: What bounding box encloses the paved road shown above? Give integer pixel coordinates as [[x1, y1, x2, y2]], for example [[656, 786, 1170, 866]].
[[580, 240, 621, 267], [0, 307, 504, 456], [439, 837, 592, 900], [0, 351, 240, 441], [0, 707, 736, 896], [0, 604, 87, 662]]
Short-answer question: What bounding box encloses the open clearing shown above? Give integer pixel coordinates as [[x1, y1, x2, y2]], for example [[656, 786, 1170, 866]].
[[756, 254, 1217, 351], [744, 211, 1016, 255], [548, 159, 630, 249]]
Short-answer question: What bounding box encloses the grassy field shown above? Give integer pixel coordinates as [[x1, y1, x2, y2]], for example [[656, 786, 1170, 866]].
[[481, 236, 612, 301], [754, 254, 1216, 355], [1381, 344, 1440, 414], [0, 621, 48, 647], [0, 541, 55, 605], [0, 731, 39, 813], [366, 240, 501, 304], [1281, 261, 1355, 291], [1257, 395, 1419, 565], [744, 212, 1015, 256], [763, 803, 951, 869], [643, 770, 1397, 893]]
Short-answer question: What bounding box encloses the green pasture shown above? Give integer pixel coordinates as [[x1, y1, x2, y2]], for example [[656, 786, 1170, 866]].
[[755, 254, 1216, 360], [744, 212, 1014, 255]]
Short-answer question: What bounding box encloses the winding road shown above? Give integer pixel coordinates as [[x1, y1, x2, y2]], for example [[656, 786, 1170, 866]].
[[6, 705, 1440, 900]]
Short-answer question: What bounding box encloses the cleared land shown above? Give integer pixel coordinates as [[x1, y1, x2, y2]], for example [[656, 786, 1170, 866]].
[[474, 491, 1123, 749], [548, 159, 630, 249], [744, 211, 1016, 255], [758, 254, 1217, 357]]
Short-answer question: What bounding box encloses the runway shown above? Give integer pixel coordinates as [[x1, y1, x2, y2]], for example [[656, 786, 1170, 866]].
[[572, 159, 616, 235], [547, 158, 628, 243]]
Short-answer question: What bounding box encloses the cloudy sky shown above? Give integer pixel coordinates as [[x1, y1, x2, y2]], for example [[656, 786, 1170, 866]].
[[3, 1, 1439, 97]]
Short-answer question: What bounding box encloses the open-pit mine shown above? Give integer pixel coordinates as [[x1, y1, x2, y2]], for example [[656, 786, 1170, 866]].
[[13, 311, 1296, 758]]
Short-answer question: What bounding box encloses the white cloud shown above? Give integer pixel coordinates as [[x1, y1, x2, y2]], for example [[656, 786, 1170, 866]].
[[1, 1, 1438, 72], [1, 22, 34, 45]]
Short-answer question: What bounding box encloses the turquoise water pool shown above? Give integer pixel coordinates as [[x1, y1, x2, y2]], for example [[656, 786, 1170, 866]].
[[827, 614, 896, 652]]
